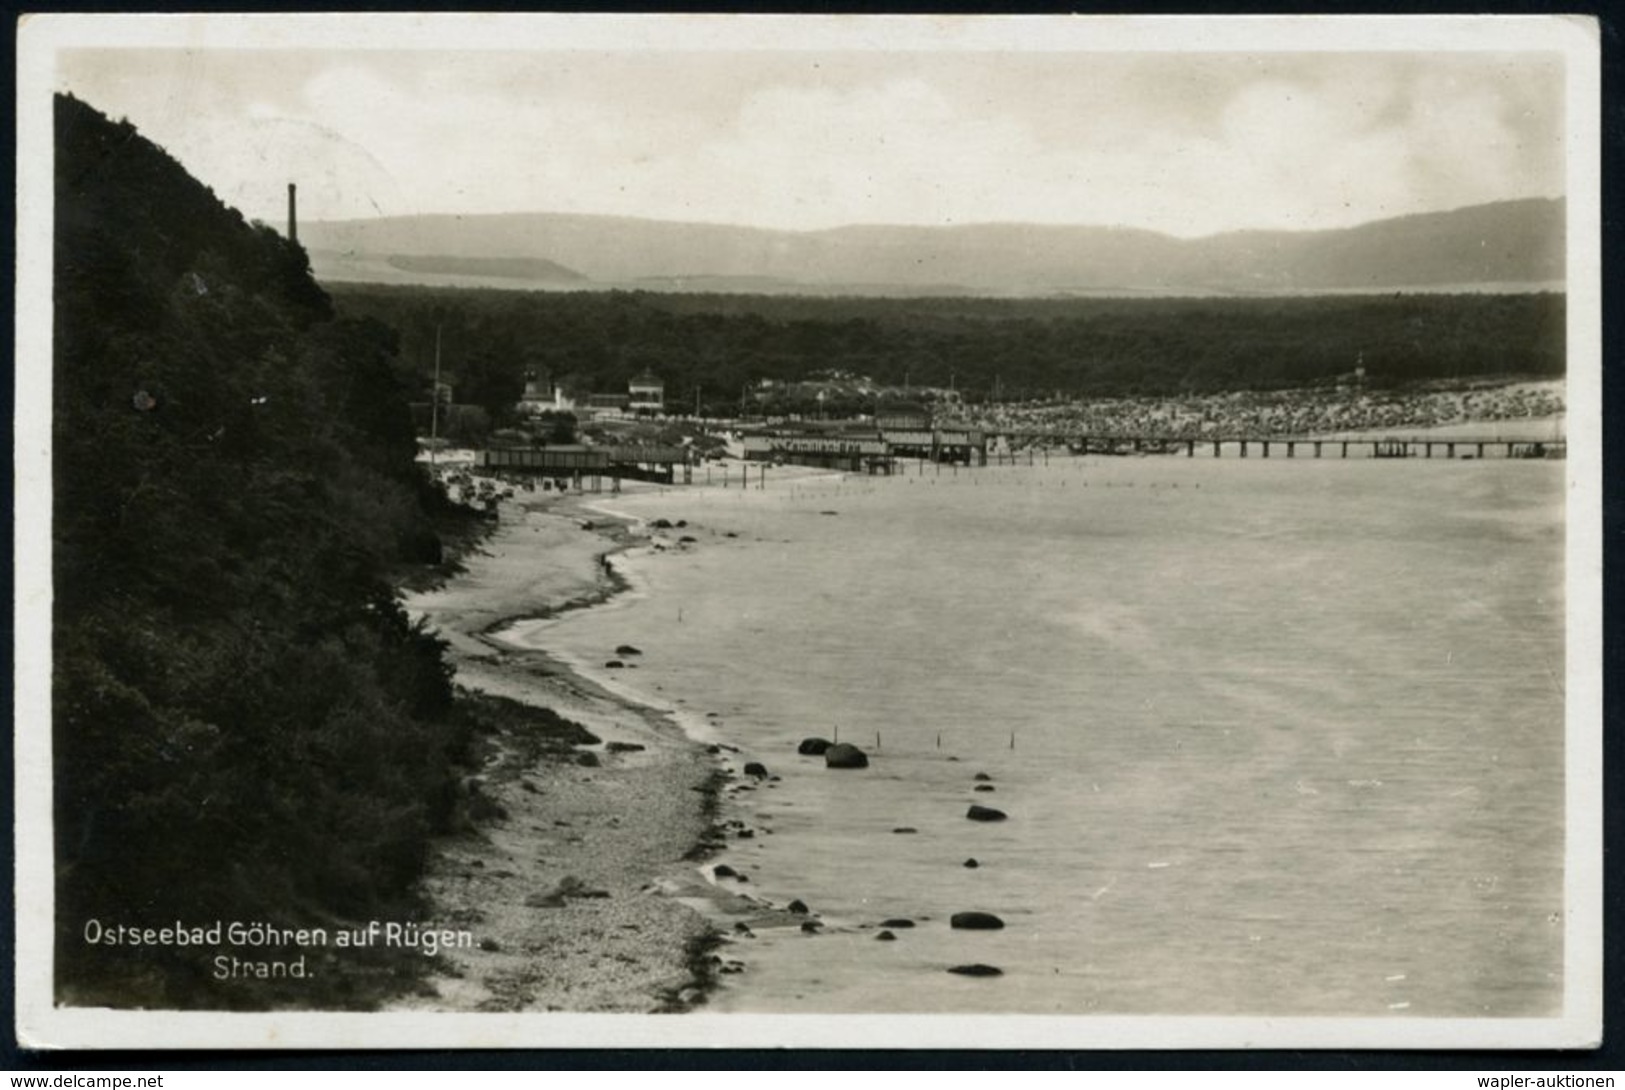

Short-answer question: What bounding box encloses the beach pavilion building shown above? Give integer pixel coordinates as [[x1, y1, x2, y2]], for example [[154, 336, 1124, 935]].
[[628, 370, 665, 416]]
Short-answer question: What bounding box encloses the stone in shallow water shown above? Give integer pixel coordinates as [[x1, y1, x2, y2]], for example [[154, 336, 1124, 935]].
[[948, 963, 1002, 977], [949, 911, 1004, 930], [825, 743, 869, 769], [966, 804, 1006, 821]]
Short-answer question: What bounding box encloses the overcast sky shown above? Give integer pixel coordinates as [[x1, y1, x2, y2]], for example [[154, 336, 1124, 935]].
[[54, 25, 1568, 238]]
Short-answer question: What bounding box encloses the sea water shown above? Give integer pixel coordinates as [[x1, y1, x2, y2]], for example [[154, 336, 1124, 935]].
[[502, 454, 1565, 1016]]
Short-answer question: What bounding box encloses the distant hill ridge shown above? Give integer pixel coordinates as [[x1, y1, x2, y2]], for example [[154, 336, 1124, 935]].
[[302, 198, 1565, 297]]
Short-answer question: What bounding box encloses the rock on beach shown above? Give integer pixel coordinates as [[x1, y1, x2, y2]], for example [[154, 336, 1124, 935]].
[[966, 804, 1006, 821]]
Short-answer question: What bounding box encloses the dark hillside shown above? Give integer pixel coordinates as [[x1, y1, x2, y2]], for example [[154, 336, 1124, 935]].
[[52, 94, 467, 1008]]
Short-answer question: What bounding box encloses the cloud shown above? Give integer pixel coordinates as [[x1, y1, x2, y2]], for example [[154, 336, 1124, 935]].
[[57, 47, 1565, 235]]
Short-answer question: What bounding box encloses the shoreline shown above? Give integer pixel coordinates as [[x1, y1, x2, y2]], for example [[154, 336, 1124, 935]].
[[391, 486, 764, 1013]]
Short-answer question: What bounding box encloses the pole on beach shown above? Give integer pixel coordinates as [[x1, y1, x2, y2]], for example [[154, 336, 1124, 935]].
[[876, 730, 881, 750], [1010, 729, 1016, 750], [833, 725, 839, 744]]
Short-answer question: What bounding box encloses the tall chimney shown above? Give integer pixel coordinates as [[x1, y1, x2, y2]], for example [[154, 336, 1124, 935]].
[[287, 183, 298, 243]]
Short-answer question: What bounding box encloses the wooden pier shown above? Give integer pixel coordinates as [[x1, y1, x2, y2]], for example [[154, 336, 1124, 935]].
[[478, 443, 693, 491], [1010, 433, 1567, 461]]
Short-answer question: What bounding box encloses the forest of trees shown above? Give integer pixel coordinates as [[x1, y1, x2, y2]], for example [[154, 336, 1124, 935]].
[[330, 283, 1566, 426], [52, 95, 474, 1007]]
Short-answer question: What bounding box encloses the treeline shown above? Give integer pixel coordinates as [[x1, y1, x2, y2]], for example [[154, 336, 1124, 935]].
[[53, 95, 472, 1007], [328, 283, 1565, 422]]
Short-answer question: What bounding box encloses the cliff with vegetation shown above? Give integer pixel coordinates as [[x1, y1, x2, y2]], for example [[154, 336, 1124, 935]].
[[53, 94, 467, 1007]]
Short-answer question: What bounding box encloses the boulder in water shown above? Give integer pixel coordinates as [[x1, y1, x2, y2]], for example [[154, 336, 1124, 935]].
[[798, 737, 832, 756], [973, 772, 993, 782], [974, 784, 996, 793], [950, 911, 1005, 931], [876, 930, 897, 942], [787, 899, 810, 915], [880, 918, 916, 929], [966, 804, 1006, 822], [743, 761, 770, 778], [963, 858, 980, 869], [825, 743, 869, 769], [615, 644, 643, 656], [948, 963, 1003, 977]]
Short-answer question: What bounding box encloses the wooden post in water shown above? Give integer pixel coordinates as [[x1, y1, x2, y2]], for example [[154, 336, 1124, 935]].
[[1240, 441, 1249, 458], [1213, 441, 1221, 458], [1342, 441, 1349, 458], [1314, 441, 1323, 458], [1286, 441, 1295, 458], [1261, 441, 1270, 458], [1009, 729, 1015, 750]]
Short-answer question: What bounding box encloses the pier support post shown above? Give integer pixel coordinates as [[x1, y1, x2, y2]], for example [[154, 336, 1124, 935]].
[[1240, 441, 1249, 458], [1446, 443, 1455, 459], [1341, 442, 1349, 458], [1213, 441, 1221, 458], [1314, 441, 1323, 458], [1188, 440, 1196, 457], [1477, 443, 1485, 458]]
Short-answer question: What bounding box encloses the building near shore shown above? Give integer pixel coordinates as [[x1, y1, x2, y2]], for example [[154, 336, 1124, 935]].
[[629, 370, 665, 415]]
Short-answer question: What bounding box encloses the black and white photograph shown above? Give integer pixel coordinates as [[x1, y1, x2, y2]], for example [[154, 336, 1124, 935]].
[[14, 13, 1602, 1052]]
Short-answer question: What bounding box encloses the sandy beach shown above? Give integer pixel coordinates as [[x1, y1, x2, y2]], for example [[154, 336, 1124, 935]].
[[390, 477, 823, 1013], [389, 488, 720, 1013]]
